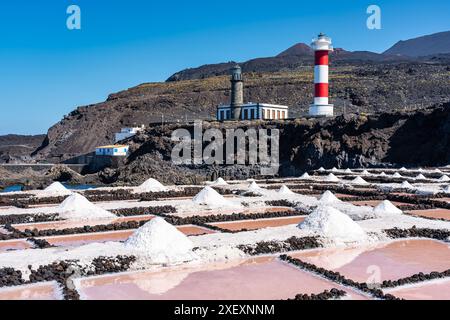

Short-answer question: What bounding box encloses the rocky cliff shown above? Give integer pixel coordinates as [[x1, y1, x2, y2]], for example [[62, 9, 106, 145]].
[[96, 102, 450, 185]]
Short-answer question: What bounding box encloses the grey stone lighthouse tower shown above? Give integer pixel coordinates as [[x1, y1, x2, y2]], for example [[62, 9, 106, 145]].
[[230, 65, 244, 120]]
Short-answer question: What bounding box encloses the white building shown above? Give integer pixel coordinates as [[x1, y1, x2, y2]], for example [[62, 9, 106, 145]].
[[115, 125, 145, 143], [95, 145, 129, 157], [217, 103, 289, 121]]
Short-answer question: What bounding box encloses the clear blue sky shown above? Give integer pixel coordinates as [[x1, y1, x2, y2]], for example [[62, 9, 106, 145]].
[[0, 0, 449, 135]]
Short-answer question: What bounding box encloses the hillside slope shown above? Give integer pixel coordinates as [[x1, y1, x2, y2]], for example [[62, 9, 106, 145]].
[[33, 62, 450, 162], [384, 31, 450, 57]]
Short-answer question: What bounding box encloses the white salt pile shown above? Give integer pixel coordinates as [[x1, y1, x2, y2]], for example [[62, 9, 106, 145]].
[[443, 186, 450, 194], [417, 168, 424, 172], [344, 168, 353, 173], [319, 191, 341, 204], [415, 174, 427, 180], [401, 181, 413, 189], [210, 178, 228, 186], [248, 181, 262, 191], [57, 193, 115, 220], [298, 206, 367, 243], [351, 177, 369, 185], [373, 200, 403, 216], [393, 172, 402, 178], [192, 186, 230, 206], [318, 167, 326, 172], [379, 172, 387, 177], [136, 178, 168, 192], [324, 173, 340, 182], [300, 172, 311, 179], [43, 182, 72, 196], [125, 217, 195, 263], [399, 167, 407, 171], [278, 185, 295, 195], [331, 167, 339, 172], [361, 170, 370, 175], [434, 169, 443, 173], [438, 175, 450, 182]]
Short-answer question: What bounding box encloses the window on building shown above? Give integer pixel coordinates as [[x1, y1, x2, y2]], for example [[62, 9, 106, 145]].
[[250, 109, 255, 119], [272, 110, 275, 119], [226, 110, 230, 119], [277, 111, 280, 119], [282, 111, 286, 119], [243, 109, 248, 120]]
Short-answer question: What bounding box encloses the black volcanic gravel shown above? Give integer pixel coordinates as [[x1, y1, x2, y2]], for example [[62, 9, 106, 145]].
[[0, 213, 60, 225], [289, 288, 347, 300], [385, 227, 450, 241], [0, 268, 25, 288], [238, 237, 322, 255], [111, 205, 177, 217]]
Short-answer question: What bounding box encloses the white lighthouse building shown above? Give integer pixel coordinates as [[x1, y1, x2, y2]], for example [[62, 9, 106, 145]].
[[309, 33, 334, 117]]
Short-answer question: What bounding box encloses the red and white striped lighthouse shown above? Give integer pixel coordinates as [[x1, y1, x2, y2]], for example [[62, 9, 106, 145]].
[[309, 33, 334, 117]]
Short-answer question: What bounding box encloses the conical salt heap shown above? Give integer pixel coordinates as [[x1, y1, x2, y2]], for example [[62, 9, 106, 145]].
[[192, 186, 230, 206], [136, 178, 168, 192], [344, 168, 353, 173], [300, 172, 311, 179], [318, 167, 326, 172], [324, 173, 340, 182], [298, 206, 366, 243], [373, 200, 403, 216], [125, 217, 194, 263], [438, 175, 450, 182], [401, 181, 413, 189], [278, 185, 295, 195], [351, 177, 369, 185], [58, 193, 115, 220], [331, 167, 339, 172], [443, 186, 450, 194], [319, 191, 341, 204], [415, 174, 427, 180], [393, 172, 402, 178], [43, 182, 72, 196], [379, 172, 387, 177], [248, 181, 262, 191], [362, 170, 370, 175], [210, 178, 228, 186], [399, 167, 407, 171]]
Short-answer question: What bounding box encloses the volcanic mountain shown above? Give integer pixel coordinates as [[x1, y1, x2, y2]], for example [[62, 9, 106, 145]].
[[384, 31, 450, 57]]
